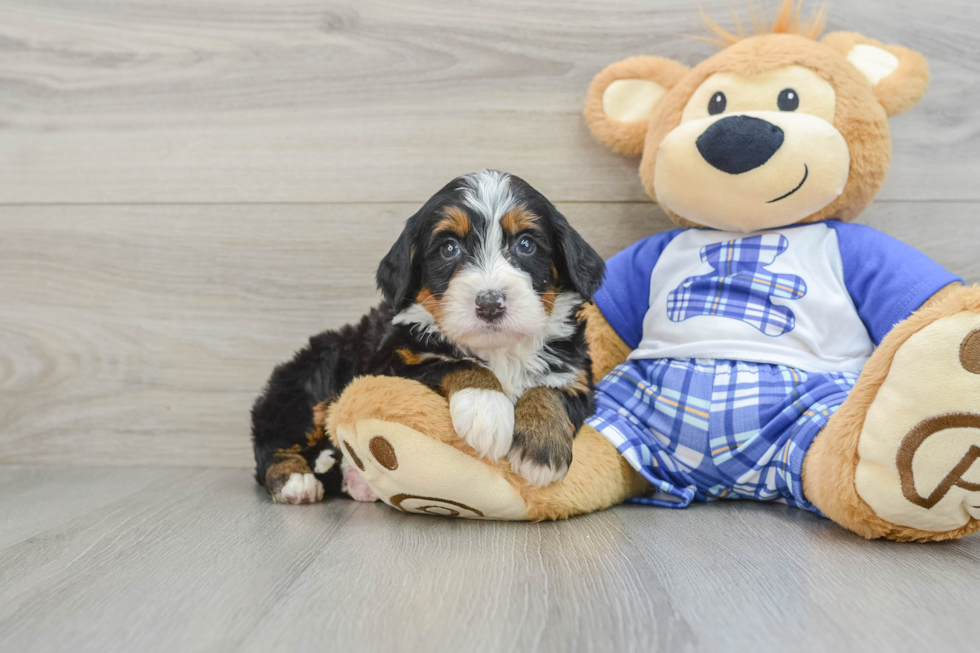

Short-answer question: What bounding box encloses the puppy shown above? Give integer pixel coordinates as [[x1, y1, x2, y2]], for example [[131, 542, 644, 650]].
[[251, 170, 605, 504]]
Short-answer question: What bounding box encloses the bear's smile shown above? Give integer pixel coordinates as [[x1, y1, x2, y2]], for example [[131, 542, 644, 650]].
[[767, 164, 809, 204]]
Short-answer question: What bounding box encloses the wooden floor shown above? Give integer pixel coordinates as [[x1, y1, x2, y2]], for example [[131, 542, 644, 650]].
[[2, 1, 980, 651], [0, 465, 977, 653]]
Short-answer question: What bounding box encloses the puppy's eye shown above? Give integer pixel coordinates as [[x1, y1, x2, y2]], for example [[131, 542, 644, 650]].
[[777, 88, 799, 111], [515, 236, 536, 255], [708, 91, 726, 115], [440, 240, 461, 260]]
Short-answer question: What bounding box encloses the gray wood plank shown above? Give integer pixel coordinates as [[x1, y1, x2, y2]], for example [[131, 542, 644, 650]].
[[0, 467, 362, 653], [0, 0, 977, 204], [0, 465, 179, 548], [1, 466, 977, 653], [1, 201, 977, 467], [238, 502, 702, 653], [614, 501, 980, 653]]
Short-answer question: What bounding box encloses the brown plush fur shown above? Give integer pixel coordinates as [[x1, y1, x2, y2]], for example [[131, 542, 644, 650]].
[[821, 32, 930, 117], [520, 424, 650, 521], [326, 373, 650, 520], [636, 34, 892, 226], [327, 376, 459, 449], [584, 2, 930, 227], [802, 284, 980, 542], [697, 0, 827, 47], [584, 56, 690, 156], [580, 303, 632, 380]]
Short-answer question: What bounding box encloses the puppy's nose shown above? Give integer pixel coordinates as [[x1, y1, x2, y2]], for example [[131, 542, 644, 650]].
[[475, 291, 506, 322], [696, 115, 784, 174]]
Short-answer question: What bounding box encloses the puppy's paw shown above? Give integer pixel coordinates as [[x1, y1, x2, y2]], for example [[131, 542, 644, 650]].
[[508, 434, 573, 488], [509, 386, 574, 488], [273, 472, 324, 505], [340, 458, 378, 502], [449, 388, 514, 460], [313, 449, 338, 474]]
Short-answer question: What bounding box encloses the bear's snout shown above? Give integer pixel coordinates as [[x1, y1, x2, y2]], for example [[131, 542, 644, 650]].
[[696, 115, 785, 174]]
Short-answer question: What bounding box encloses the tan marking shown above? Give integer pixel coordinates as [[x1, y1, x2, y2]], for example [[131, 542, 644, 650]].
[[274, 444, 302, 459], [442, 367, 503, 396], [512, 386, 574, 472], [896, 413, 980, 509], [515, 387, 574, 439], [434, 205, 471, 236], [540, 286, 558, 316], [562, 369, 591, 397], [960, 329, 980, 374], [265, 455, 310, 493], [343, 440, 365, 471], [501, 205, 540, 234], [305, 430, 322, 447], [415, 288, 446, 323], [305, 401, 332, 446], [369, 436, 399, 470], [396, 348, 426, 365]]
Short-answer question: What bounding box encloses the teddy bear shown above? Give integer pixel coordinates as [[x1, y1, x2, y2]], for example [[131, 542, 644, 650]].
[[320, 0, 980, 541]]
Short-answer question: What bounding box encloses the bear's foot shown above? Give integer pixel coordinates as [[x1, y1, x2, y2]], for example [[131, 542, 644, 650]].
[[854, 312, 980, 537], [805, 287, 980, 541]]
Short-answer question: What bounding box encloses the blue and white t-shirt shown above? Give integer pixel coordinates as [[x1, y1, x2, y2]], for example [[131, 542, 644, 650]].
[[594, 222, 961, 373]]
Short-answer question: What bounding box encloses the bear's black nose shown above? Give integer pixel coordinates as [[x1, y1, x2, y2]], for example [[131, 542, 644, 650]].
[[696, 115, 784, 174]]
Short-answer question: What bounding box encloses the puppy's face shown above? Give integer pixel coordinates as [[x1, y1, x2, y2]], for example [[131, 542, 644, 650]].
[[378, 170, 605, 351]]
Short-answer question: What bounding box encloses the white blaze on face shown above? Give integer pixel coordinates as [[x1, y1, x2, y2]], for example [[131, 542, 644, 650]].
[[436, 170, 547, 351]]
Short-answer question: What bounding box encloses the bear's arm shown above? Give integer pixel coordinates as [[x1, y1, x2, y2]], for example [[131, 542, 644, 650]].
[[921, 281, 965, 309], [582, 302, 632, 380], [829, 221, 963, 344]]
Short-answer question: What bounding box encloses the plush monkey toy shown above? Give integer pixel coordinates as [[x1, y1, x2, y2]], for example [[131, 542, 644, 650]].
[[323, 1, 980, 541]]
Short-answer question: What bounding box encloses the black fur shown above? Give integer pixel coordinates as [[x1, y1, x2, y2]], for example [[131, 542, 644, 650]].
[[251, 171, 605, 500]]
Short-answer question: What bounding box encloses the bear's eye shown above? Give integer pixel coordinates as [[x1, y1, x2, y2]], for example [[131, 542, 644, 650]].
[[777, 88, 799, 111], [708, 91, 727, 115]]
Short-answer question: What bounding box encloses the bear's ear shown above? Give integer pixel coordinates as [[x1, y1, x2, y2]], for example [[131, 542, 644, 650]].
[[822, 32, 929, 117], [585, 56, 690, 155]]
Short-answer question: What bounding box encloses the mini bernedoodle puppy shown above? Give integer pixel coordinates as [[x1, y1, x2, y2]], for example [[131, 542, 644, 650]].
[[251, 170, 605, 504]]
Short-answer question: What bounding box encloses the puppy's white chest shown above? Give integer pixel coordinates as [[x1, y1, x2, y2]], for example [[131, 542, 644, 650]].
[[484, 357, 533, 401], [480, 348, 571, 402]]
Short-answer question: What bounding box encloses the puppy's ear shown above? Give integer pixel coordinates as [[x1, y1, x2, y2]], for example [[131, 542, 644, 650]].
[[585, 56, 690, 155], [376, 213, 422, 309], [544, 204, 605, 300], [822, 32, 929, 117]]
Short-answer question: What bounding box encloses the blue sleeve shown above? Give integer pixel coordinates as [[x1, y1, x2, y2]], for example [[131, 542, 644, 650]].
[[828, 221, 962, 345], [593, 229, 685, 349]]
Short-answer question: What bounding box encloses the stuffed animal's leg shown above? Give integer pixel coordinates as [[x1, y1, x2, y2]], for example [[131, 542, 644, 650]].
[[326, 375, 649, 520], [803, 286, 980, 541], [519, 423, 650, 521]]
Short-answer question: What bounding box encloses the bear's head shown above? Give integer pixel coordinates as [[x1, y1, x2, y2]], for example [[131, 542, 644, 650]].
[[584, 0, 929, 232]]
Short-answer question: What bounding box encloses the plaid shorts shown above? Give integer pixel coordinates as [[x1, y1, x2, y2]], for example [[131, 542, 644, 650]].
[[587, 358, 859, 513]]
